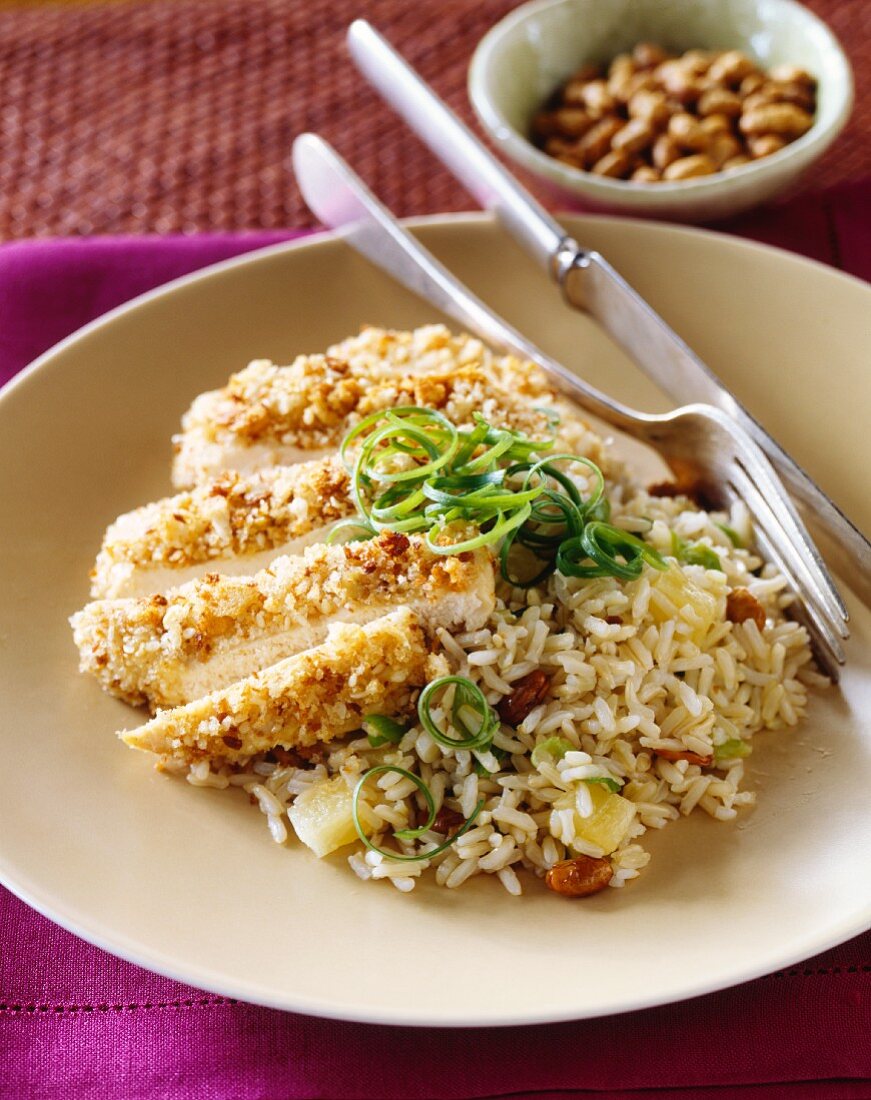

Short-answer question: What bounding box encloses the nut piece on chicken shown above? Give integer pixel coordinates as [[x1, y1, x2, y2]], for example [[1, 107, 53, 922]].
[[120, 608, 432, 766], [90, 456, 353, 599], [171, 325, 600, 489], [71, 531, 496, 710]]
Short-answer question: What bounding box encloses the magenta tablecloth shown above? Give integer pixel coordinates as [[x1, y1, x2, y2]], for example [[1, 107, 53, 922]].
[[1, 187, 870, 1099]]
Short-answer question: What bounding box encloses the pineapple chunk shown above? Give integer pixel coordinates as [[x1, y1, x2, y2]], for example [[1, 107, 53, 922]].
[[289, 776, 375, 858], [573, 784, 637, 855], [650, 562, 719, 646]]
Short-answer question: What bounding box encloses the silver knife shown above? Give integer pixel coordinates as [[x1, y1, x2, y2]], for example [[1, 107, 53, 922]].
[[347, 19, 870, 604]]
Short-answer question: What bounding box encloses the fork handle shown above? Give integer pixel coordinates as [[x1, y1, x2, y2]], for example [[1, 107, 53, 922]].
[[346, 20, 579, 277]]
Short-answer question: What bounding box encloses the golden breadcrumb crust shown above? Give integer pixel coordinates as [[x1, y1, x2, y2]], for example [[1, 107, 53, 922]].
[[121, 609, 432, 765], [71, 532, 495, 710], [90, 457, 352, 598], [171, 325, 599, 488]]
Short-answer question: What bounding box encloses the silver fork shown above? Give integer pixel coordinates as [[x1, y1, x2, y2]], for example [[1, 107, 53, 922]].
[[292, 134, 848, 676]]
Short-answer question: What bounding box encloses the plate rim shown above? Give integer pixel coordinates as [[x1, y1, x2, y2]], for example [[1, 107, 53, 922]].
[[1, 213, 869, 1026], [3, 842, 869, 1026], [2, 209, 870, 410]]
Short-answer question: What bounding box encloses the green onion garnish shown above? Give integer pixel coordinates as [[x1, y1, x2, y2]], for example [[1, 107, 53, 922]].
[[671, 531, 722, 571], [714, 738, 751, 762], [530, 737, 575, 768], [363, 715, 408, 748], [584, 776, 622, 793], [340, 406, 669, 585], [559, 522, 668, 580], [715, 522, 743, 548], [351, 764, 484, 862], [418, 676, 498, 752]]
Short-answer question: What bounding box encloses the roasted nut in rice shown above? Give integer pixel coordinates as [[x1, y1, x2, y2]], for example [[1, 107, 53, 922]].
[[726, 588, 767, 631], [545, 856, 614, 897]]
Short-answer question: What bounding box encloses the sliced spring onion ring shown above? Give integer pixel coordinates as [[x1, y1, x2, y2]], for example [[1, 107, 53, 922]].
[[351, 764, 485, 862], [418, 676, 497, 751], [363, 715, 408, 748], [460, 430, 517, 472], [341, 406, 456, 470], [326, 517, 378, 545], [497, 456, 608, 586], [584, 776, 622, 793], [425, 502, 532, 555], [559, 522, 668, 580], [520, 454, 604, 510], [340, 406, 669, 585], [671, 530, 722, 571]]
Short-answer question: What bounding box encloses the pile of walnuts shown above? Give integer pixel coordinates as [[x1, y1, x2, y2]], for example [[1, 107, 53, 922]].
[[531, 44, 817, 182]]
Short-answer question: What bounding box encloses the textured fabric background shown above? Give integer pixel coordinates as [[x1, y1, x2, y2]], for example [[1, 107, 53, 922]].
[[0, 0, 866, 238], [2, 858, 869, 1099]]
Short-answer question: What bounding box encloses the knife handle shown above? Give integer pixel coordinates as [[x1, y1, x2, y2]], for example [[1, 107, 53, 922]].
[[347, 20, 578, 277]]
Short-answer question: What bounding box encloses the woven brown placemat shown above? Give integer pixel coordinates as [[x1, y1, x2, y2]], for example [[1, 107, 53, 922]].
[[0, 0, 867, 237]]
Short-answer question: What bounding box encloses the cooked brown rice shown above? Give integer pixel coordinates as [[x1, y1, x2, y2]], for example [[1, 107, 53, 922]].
[[177, 415, 825, 896]]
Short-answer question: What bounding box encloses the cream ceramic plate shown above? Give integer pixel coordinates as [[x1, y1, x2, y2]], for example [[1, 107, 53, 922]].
[[1, 215, 869, 1026]]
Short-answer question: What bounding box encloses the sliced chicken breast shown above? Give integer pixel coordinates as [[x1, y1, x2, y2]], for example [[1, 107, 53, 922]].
[[325, 323, 497, 378], [120, 608, 433, 766], [90, 456, 353, 599], [71, 532, 495, 710], [171, 326, 597, 489]]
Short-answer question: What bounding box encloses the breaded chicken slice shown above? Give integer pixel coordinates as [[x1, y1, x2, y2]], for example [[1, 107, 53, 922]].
[[120, 609, 433, 766], [325, 324, 499, 378], [171, 353, 360, 489], [90, 456, 353, 599], [71, 532, 495, 710], [171, 326, 600, 489]]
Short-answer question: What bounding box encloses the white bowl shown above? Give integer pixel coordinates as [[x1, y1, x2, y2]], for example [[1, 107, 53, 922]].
[[469, 0, 853, 221]]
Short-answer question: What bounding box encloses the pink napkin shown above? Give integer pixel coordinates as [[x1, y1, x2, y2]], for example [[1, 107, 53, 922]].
[[2, 184, 870, 1099]]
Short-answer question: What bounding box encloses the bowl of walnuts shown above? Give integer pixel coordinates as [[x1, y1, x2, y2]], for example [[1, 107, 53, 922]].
[[468, 0, 853, 221]]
